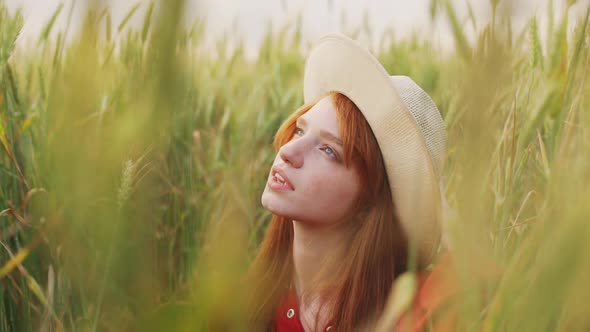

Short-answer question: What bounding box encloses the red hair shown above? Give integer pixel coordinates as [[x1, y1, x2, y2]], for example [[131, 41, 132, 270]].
[[247, 92, 408, 330]]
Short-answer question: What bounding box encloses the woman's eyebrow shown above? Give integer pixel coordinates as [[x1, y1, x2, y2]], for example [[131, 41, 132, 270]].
[[296, 117, 307, 127], [297, 117, 342, 145], [320, 131, 343, 146]]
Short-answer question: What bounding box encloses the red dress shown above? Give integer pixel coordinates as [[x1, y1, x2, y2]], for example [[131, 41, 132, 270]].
[[274, 255, 458, 332]]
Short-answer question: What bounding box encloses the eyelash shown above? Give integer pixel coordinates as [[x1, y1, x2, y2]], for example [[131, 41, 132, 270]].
[[320, 146, 338, 159], [293, 127, 340, 160]]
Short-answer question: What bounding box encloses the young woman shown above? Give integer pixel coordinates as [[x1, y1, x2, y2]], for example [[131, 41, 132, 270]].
[[247, 33, 452, 331]]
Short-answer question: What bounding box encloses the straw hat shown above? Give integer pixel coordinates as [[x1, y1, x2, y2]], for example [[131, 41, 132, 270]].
[[303, 33, 448, 266]]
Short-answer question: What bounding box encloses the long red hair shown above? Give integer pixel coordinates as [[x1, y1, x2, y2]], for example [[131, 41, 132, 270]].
[[247, 92, 408, 331]]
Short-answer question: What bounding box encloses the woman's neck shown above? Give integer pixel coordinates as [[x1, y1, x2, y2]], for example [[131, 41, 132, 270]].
[[291, 220, 350, 307]]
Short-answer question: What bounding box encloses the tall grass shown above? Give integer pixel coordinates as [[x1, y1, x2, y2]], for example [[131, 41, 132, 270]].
[[1, 0, 590, 331]]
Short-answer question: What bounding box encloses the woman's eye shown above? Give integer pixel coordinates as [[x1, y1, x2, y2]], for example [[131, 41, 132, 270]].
[[294, 127, 304, 136], [321, 146, 338, 159]]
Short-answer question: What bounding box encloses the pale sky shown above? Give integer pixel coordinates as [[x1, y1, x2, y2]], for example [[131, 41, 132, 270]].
[[5, 0, 590, 58]]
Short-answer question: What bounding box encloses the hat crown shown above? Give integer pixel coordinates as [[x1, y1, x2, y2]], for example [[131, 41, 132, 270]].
[[390, 76, 447, 179]]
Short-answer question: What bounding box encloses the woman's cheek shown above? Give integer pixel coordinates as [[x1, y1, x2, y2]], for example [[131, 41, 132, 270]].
[[304, 174, 334, 194], [312, 176, 348, 203]]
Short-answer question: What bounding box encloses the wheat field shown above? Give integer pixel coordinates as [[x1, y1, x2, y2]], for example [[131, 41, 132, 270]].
[[1, 0, 590, 331]]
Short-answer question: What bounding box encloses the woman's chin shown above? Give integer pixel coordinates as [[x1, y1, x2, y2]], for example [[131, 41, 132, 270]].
[[261, 190, 278, 213], [261, 191, 291, 218]]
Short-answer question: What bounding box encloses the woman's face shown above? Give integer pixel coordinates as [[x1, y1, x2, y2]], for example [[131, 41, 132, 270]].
[[261, 96, 362, 226]]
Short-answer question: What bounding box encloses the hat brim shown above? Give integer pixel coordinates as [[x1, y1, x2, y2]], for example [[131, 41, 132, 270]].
[[303, 33, 442, 265]]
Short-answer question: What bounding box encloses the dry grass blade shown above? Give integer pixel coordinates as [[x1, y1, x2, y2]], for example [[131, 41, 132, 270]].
[[38, 3, 63, 45], [0, 246, 30, 278], [117, 2, 142, 33], [375, 272, 418, 332], [443, 0, 471, 60], [39, 265, 55, 332]]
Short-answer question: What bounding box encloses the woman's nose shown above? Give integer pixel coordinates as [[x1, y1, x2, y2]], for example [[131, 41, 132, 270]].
[[278, 139, 304, 168]]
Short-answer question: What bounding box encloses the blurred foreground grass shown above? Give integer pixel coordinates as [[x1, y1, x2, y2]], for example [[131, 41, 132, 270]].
[[1, 0, 590, 331]]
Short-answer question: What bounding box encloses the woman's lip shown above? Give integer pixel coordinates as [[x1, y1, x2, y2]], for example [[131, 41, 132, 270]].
[[268, 175, 294, 192], [270, 166, 295, 190]]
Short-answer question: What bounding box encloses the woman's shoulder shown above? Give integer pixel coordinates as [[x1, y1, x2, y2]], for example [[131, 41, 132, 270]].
[[394, 253, 501, 332], [416, 254, 458, 312], [391, 254, 457, 332]]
